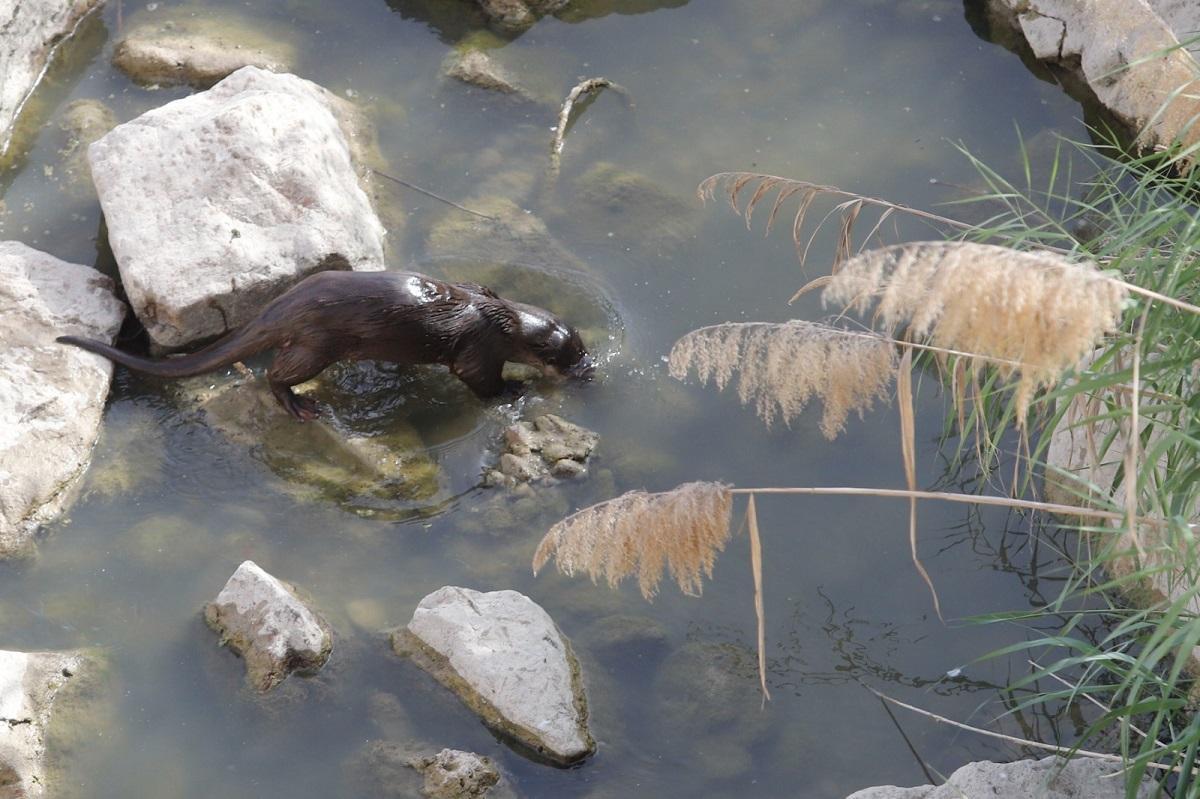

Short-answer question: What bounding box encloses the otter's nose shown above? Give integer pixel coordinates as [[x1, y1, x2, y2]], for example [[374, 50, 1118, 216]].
[[568, 354, 596, 380]]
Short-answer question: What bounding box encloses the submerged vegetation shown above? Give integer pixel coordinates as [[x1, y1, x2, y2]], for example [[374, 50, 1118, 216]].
[[535, 127, 1200, 794]]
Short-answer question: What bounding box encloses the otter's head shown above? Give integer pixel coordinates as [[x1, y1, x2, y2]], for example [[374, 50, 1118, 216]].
[[511, 302, 595, 381]]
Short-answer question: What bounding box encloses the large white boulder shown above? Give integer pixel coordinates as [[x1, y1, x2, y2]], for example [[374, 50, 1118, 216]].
[[89, 66, 385, 350], [204, 560, 333, 692], [985, 0, 1200, 159], [0, 649, 92, 798], [0, 0, 102, 156], [392, 586, 594, 765], [0, 241, 125, 557], [847, 755, 1155, 798]]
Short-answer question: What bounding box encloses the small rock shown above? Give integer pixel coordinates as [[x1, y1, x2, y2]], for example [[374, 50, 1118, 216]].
[[204, 560, 333, 691], [0, 242, 125, 557], [847, 755, 1156, 798], [89, 66, 385, 350], [550, 458, 586, 479], [443, 50, 536, 101], [417, 748, 511, 799], [392, 586, 594, 764], [475, 0, 569, 33], [113, 11, 296, 89], [0, 649, 94, 798], [487, 414, 599, 487], [355, 741, 516, 799]]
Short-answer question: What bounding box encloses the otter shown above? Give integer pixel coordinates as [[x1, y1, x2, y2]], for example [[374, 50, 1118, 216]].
[[58, 270, 595, 421]]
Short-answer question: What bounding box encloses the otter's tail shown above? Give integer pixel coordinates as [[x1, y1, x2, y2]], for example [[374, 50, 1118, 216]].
[[58, 326, 272, 379]]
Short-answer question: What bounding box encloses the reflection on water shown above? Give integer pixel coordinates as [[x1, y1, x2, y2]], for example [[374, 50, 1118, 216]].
[[0, 0, 1106, 796]]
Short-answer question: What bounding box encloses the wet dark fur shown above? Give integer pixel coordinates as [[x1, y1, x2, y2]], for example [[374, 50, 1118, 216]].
[[59, 270, 592, 420]]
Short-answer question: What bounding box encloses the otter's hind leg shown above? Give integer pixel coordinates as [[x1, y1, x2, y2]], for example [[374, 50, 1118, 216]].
[[267, 346, 332, 421]]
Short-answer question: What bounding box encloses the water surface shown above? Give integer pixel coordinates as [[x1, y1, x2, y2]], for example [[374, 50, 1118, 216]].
[[0, 1, 1102, 796]]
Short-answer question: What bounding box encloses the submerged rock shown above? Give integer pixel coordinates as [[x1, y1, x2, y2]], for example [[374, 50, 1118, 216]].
[[0, 649, 97, 798], [0, 0, 102, 156], [356, 741, 517, 799], [426, 196, 585, 273], [983, 0, 1200, 160], [0, 241, 125, 557], [56, 99, 117, 192], [113, 10, 296, 89], [653, 641, 770, 781], [204, 560, 333, 692], [200, 377, 443, 511], [556, 162, 699, 256], [483, 414, 599, 487], [89, 66, 385, 350], [392, 586, 595, 765], [847, 755, 1155, 798], [443, 50, 537, 101], [475, 0, 570, 34]]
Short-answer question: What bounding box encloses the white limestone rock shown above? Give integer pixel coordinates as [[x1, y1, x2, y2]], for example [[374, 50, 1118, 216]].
[[0, 0, 102, 156], [204, 560, 333, 691], [0, 241, 125, 557], [89, 66, 385, 350], [985, 0, 1200, 160], [392, 586, 594, 765], [0, 649, 91, 799], [846, 755, 1155, 798]]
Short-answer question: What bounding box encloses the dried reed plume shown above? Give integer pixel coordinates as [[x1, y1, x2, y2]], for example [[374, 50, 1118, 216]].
[[532, 482, 733, 600], [697, 172, 968, 268], [668, 320, 897, 438], [822, 241, 1128, 423]]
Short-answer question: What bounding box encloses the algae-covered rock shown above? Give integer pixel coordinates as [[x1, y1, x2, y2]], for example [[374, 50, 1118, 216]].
[[79, 402, 166, 501], [426, 196, 587, 272], [392, 586, 595, 764], [201, 378, 444, 513], [345, 598, 390, 632], [204, 560, 333, 692], [56, 99, 116, 193], [653, 641, 770, 781], [443, 50, 536, 101], [119, 514, 215, 569], [113, 9, 296, 89], [557, 162, 699, 255]]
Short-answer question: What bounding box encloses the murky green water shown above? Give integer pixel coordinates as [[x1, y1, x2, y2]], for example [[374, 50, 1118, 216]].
[[0, 1, 1107, 796]]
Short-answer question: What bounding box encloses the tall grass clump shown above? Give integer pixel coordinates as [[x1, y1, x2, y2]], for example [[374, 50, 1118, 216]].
[[534, 123, 1200, 794]]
